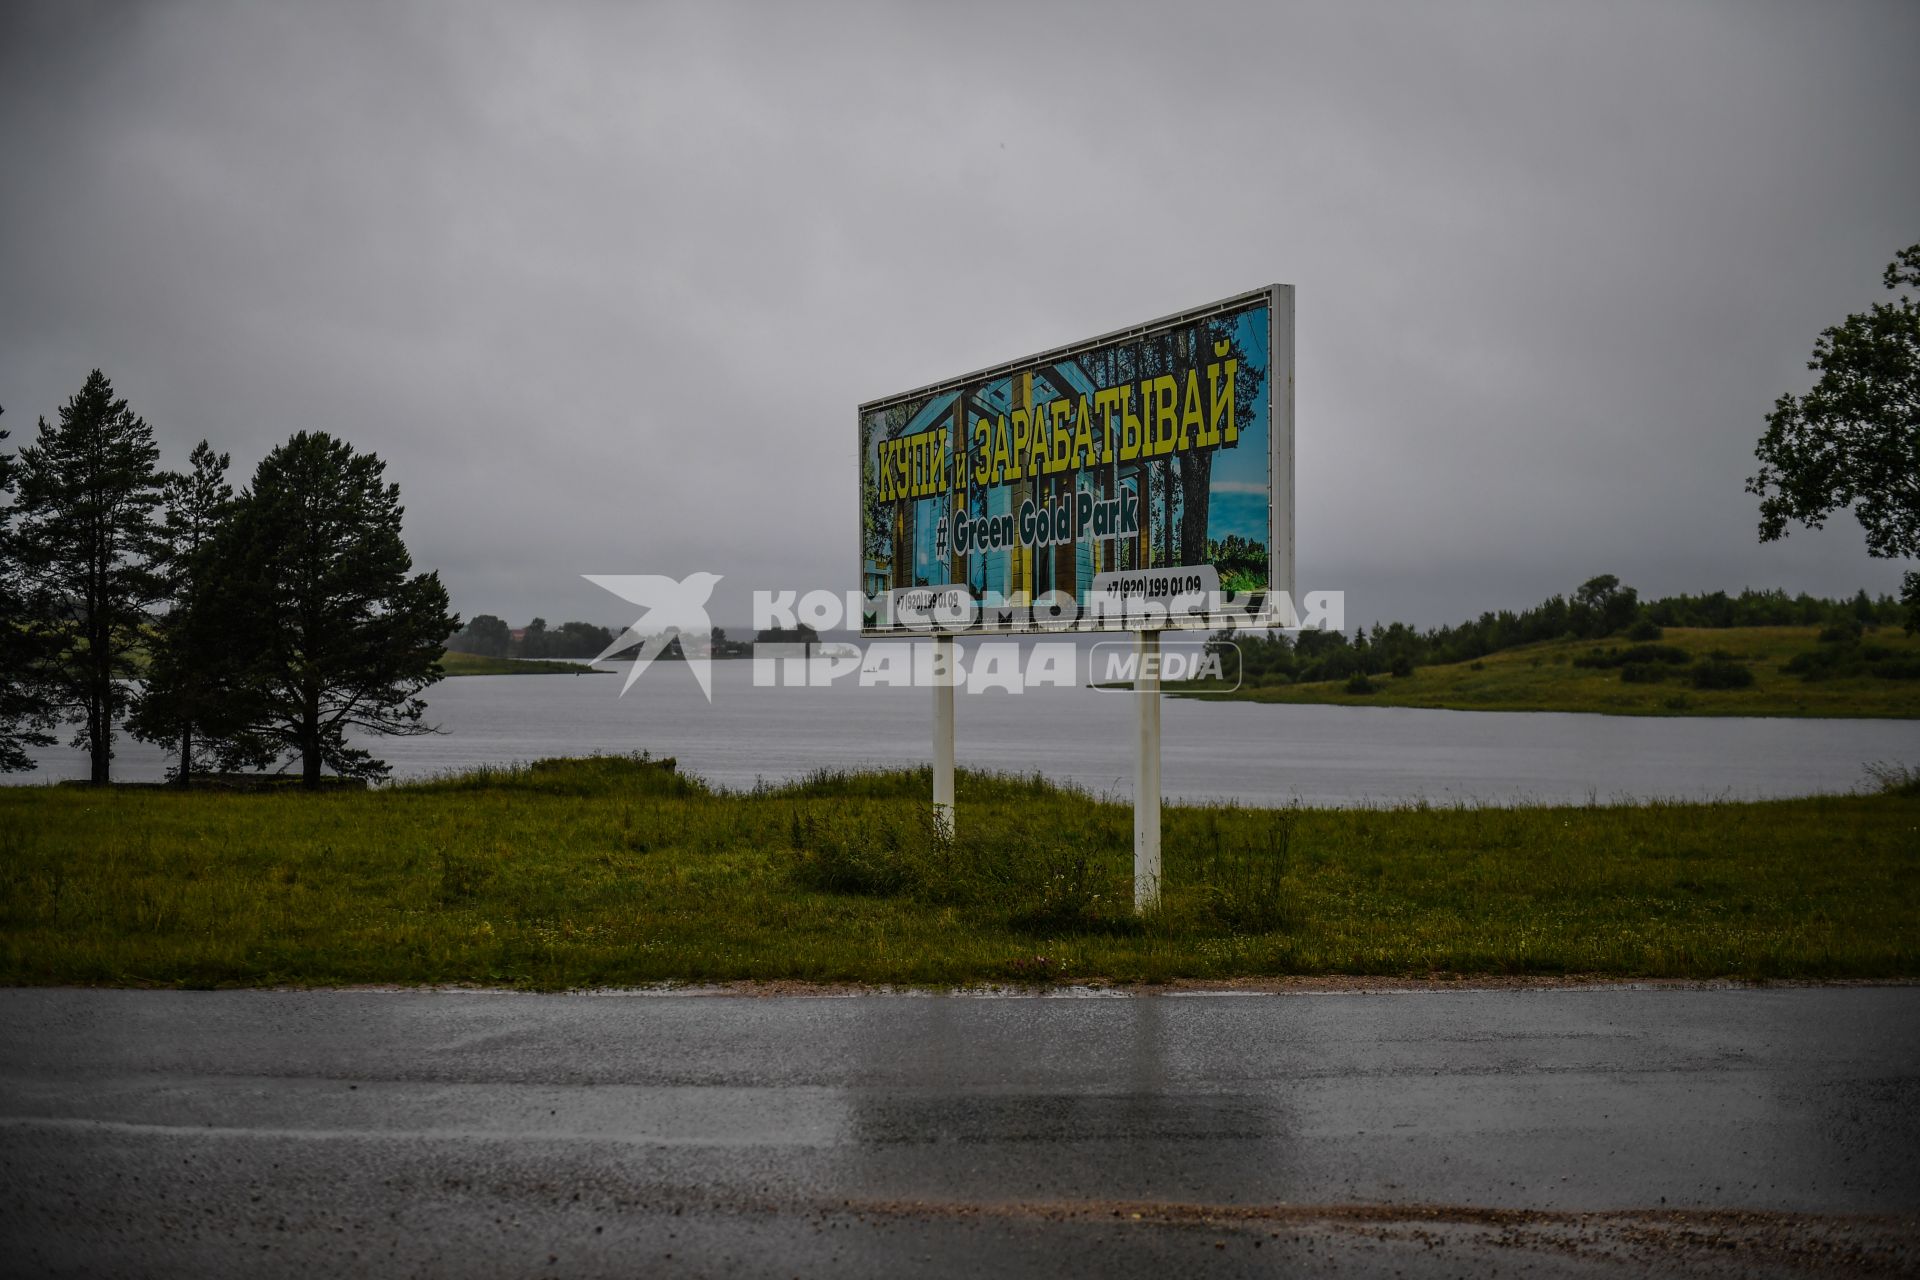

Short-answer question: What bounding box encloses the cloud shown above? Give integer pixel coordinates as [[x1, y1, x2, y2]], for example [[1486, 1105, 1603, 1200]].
[[2, 0, 1916, 629]]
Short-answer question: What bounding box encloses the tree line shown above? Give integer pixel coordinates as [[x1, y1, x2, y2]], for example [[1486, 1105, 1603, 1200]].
[[447, 615, 613, 660], [0, 370, 455, 787], [448, 614, 768, 661]]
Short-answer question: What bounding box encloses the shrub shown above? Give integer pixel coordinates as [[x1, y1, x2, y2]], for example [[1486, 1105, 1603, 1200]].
[[1786, 646, 1857, 681], [1631, 644, 1691, 665], [1783, 651, 1825, 679], [1196, 818, 1294, 934], [1626, 618, 1664, 641], [1864, 761, 1920, 796], [1006, 849, 1138, 937], [411, 752, 701, 798], [1690, 658, 1755, 690], [787, 811, 921, 897], [1389, 655, 1415, 679], [1782, 642, 1918, 682], [1574, 644, 1689, 670], [1344, 672, 1376, 694], [1819, 620, 1865, 644], [1619, 662, 1667, 684]]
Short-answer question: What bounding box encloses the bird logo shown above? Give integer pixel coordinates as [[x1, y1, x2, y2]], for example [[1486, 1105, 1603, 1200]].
[[583, 571, 724, 701]]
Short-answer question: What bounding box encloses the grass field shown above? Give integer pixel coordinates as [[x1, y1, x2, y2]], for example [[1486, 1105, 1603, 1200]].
[[2, 756, 1914, 989], [438, 650, 603, 676], [1191, 625, 1920, 718]]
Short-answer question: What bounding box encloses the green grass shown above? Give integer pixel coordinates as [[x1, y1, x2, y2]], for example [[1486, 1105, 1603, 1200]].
[[2, 755, 1915, 989], [1193, 626, 1920, 717], [438, 650, 604, 676]]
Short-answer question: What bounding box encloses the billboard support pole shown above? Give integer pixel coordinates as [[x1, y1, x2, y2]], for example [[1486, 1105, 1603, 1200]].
[[860, 285, 1293, 898], [1133, 629, 1161, 911], [932, 634, 955, 837]]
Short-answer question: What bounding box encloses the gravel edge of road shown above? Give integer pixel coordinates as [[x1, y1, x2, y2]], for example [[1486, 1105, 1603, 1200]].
[[7, 976, 1918, 997]]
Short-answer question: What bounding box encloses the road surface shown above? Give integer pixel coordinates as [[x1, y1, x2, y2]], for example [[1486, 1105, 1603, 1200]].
[[1, 985, 1915, 1276]]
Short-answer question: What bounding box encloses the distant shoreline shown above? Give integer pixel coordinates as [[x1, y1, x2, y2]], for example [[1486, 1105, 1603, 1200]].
[[439, 650, 772, 675], [438, 651, 604, 676], [1179, 624, 1920, 719]]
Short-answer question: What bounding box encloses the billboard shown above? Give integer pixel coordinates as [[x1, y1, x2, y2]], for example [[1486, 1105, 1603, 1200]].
[[859, 285, 1293, 635]]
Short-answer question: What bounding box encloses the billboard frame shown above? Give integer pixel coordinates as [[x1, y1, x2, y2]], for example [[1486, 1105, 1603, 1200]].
[[857, 284, 1294, 638]]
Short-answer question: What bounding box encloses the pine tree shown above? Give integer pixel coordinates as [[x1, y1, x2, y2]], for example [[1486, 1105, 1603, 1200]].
[[13, 371, 166, 784], [201, 432, 457, 787], [129, 441, 260, 784], [0, 405, 55, 773]]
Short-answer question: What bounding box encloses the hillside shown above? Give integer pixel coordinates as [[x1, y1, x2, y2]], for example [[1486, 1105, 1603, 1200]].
[[1188, 625, 1920, 718]]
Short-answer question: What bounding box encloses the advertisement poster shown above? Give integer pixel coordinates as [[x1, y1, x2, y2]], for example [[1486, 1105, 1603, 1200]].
[[859, 285, 1292, 634]]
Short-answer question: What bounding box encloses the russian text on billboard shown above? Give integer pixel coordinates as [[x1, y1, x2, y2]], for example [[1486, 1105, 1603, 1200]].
[[858, 285, 1293, 634]]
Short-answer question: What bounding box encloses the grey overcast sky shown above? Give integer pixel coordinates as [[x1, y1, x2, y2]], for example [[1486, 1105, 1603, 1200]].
[[3, 0, 1916, 630]]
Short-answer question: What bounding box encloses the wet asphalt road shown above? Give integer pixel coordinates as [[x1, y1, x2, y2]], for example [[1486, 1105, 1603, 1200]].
[[1, 986, 1916, 1277]]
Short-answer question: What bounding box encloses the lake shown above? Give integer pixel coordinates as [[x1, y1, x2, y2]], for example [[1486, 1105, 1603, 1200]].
[[13, 660, 1919, 806]]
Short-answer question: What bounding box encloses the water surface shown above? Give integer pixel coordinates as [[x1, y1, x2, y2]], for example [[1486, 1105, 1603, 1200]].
[[16, 661, 1918, 806]]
